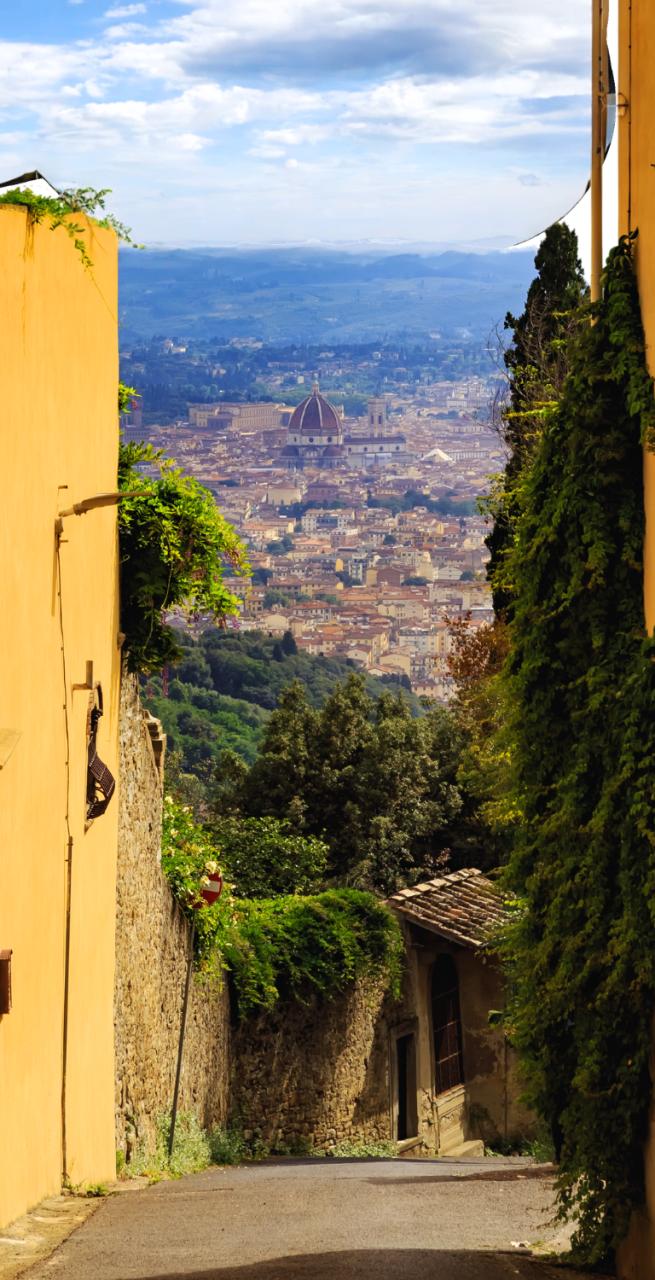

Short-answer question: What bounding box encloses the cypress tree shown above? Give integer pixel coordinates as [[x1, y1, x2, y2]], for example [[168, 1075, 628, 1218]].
[[486, 223, 585, 616]]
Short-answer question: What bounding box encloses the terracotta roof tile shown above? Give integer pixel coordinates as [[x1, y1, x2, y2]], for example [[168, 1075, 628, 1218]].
[[387, 868, 507, 949]]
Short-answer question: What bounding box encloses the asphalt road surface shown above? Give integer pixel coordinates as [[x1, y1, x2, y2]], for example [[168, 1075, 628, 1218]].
[[28, 1157, 596, 1280]]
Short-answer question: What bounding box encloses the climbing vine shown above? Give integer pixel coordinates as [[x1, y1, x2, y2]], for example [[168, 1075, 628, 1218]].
[[500, 235, 655, 1265], [118, 441, 250, 673], [161, 796, 403, 1016], [0, 186, 140, 268], [485, 223, 586, 617]]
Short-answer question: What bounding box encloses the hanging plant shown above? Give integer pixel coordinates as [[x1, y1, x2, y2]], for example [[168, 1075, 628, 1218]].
[[118, 441, 250, 674]]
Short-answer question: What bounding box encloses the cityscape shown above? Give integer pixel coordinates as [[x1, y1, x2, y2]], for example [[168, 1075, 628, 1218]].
[[6, 2, 655, 1279], [122, 354, 502, 702]]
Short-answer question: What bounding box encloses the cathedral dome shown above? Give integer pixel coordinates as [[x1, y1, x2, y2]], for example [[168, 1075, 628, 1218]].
[[289, 384, 341, 437]]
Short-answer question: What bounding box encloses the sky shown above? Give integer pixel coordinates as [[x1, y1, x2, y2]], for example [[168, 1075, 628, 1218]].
[[0, 0, 594, 248]]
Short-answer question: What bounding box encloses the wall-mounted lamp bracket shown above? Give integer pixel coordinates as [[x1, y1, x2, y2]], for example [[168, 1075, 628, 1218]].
[[72, 660, 95, 692], [55, 491, 139, 542]]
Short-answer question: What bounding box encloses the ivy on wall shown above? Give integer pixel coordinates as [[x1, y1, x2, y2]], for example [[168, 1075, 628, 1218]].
[[500, 236, 655, 1265], [161, 796, 403, 1018]]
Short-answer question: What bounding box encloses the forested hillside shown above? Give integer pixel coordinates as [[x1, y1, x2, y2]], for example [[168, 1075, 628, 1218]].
[[144, 628, 420, 771]]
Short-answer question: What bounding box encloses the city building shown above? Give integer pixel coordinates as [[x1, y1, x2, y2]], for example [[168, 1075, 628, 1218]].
[[190, 402, 291, 431], [280, 384, 345, 468], [280, 388, 412, 470]]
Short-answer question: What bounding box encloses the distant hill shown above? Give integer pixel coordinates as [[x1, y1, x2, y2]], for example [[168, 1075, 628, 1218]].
[[144, 628, 422, 774], [119, 245, 536, 343]]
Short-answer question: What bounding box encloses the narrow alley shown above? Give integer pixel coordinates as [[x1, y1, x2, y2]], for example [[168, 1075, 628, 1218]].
[[25, 1157, 599, 1280]]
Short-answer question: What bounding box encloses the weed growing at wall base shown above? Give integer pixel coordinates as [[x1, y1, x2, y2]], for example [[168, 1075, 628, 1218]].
[[125, 1112, 212, 1181], [326, 1140, 397, 1158]]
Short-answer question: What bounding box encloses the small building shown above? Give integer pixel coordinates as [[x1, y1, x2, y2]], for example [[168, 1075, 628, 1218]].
[[386, 869, 533, 1155], [230, 869, 535, 1157]]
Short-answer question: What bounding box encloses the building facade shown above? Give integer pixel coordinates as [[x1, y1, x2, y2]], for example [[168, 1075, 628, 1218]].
[[618, 3, 655, 1274], [0, 206, 120, 1224], [280, 388, 412, 470]]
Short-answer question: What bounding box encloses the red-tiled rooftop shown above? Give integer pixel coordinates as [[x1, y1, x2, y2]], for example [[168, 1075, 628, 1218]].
[[387, 868, 507, 949]]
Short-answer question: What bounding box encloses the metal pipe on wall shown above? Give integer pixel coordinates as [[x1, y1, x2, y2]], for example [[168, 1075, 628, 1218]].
[[591, 0, 610, 301]]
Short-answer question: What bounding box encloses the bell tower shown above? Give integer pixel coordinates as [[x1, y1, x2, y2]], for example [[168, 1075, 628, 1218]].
[[368, 397, 388, 438]]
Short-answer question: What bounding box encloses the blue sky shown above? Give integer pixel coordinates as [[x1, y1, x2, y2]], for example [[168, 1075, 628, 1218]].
[[0, 0, 591, 247]]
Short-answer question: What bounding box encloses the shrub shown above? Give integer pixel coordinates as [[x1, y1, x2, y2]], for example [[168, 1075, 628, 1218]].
[[161, 797, 403, 1016]]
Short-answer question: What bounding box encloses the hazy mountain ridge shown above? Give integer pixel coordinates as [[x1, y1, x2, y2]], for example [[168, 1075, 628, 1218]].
[[119, 246, 536, 342]]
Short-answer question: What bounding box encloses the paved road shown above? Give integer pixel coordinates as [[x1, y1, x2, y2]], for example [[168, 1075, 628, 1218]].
[[28, 1158, 594, 1280]]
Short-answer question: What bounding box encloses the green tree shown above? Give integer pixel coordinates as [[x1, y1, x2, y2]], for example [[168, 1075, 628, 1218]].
[[486, 224, 586, 616], [118, 442, 249, 672], [208, 815, 328, 898], [238, 682, 317, 829], [281, 629, 297, 656], [445, 616, 513, 867], [223, 674, 467, 893]]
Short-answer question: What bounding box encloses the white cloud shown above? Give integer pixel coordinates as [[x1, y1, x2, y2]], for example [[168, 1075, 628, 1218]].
[[0, 0, 593, 244], [104, 3, 147, 16]]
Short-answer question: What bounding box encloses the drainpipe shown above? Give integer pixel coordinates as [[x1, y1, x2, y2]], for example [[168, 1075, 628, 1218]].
[[591, 0, 609, 302], [61, 836, 74, 1184]]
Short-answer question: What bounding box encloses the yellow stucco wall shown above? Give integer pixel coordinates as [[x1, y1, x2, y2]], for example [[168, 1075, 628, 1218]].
[[617, 4, 655, 1273], [618, 0, 655, 635], [0, 207, 120, 1225]]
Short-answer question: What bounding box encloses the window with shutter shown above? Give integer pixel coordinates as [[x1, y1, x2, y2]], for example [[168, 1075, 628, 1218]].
[[431, 954, 464, 1094]]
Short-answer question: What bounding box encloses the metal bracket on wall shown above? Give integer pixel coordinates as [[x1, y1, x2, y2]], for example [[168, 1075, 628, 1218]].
[[72, 661, 95, 692], [0, 950, 13, 1014], [0, 729, 21, 770]]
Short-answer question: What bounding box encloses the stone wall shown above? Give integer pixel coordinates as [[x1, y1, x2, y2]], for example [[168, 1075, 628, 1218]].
[[231, 982, 395, 1152], [114, 675, 230, 1160], [114, 675, 527, 1162]]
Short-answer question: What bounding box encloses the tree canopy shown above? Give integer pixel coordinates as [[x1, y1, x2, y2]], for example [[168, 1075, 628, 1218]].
[[486, 224, 586, 617], [216, 672, 485, 894]]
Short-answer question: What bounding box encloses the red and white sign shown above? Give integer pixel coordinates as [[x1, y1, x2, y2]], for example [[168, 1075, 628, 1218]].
[[198, 864, 223, 907]]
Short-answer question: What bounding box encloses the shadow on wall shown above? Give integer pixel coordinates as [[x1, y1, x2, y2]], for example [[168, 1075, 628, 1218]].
[[128, 1250, 597, 1280]]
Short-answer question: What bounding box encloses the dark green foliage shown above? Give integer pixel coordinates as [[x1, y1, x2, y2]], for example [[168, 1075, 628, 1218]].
[[143, 630, 422, 787], [504, 223, 586, 445], [501, 236, 655, 1264], [216, 890, 403, 1017], [208, 815, 328, 898], [118, 443, 249, 672], [146, 681, 268, 767], [368, 488, 477, 518], [161, 798, 402, 1017], [486, 224, 586, 616], [281, 628, 297, 656], [223, 673, 469, 894]]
